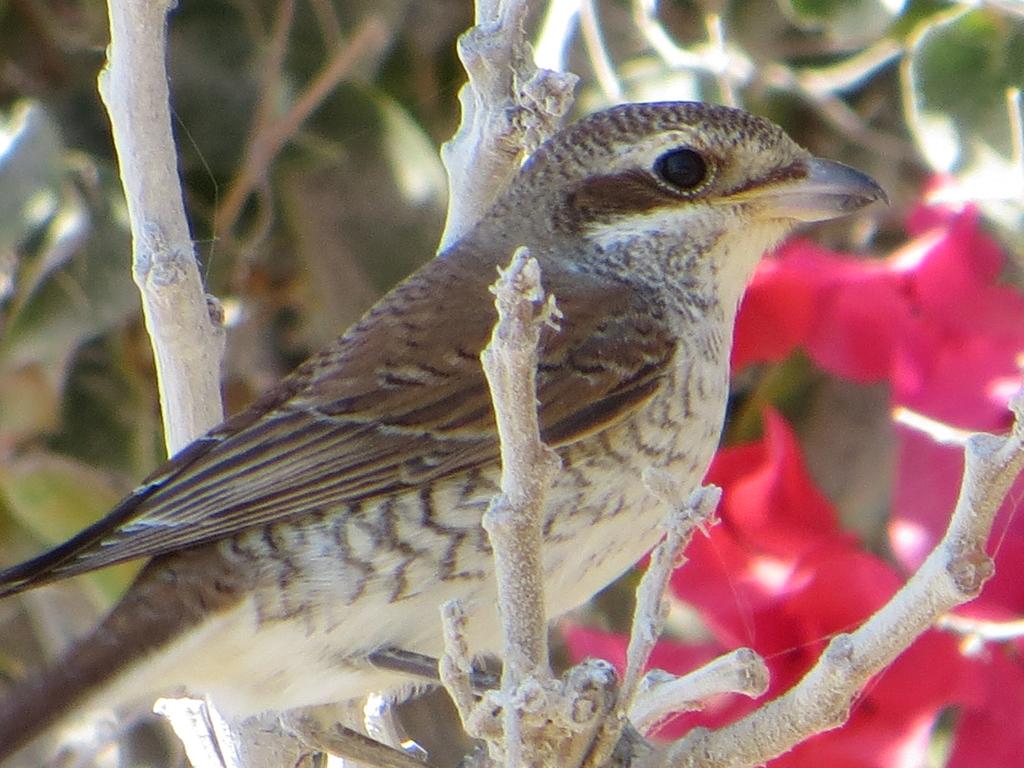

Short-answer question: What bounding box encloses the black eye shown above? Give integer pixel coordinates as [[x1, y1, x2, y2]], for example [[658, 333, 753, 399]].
[[654, 148, 709, 192]]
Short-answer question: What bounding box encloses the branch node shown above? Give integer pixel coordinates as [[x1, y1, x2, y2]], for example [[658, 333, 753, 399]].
[[439, 0, 576, 248], [824, 634, 856, 666], [947, 545, 995, 596], [206, 295, 226, 327], [563, 659, 618, 729]]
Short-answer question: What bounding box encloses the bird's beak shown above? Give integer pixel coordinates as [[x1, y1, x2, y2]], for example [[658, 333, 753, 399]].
[[731, 157, 888, 223]]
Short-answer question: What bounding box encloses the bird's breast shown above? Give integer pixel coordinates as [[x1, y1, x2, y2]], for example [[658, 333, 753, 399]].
[[537, 338, 728, 609]]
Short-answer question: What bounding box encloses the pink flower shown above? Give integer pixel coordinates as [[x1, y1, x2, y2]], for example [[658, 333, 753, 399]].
[[948, 645, 1024, 767], [567, 190, 1023, 765], [736, 198, 1024, 601], [565, 413, 981, 765]]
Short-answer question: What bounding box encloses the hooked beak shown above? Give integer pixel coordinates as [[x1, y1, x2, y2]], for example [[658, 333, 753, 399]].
[[733, 157, 888, 223]]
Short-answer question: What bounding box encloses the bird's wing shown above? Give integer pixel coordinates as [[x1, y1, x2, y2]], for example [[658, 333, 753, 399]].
[[0, 250, 676, 595]]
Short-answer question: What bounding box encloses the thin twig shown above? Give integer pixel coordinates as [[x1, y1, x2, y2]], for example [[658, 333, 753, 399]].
[[621, 483, 720, 705], [214, 15, 390, 243], [937, 613, 1024, 646], [1007, 87, 1023, 200], [281, 711, 431, 768], [646, 391, 1024, 768], [584, 483, 720, 767], [892, 406, 974, 447], [579, 0, 622, 102], [701, 11, 736, 107], [534, 0, 581, 72], [629, 649, 768, 735], [632, 0, 754, 89], [793, 38, 903, 96], [440, 600, 479, 727], [212, 0, 295, 247], [480, 248, 562, 766], [631, 0, 913, 160], [309, 0, 344, 49]]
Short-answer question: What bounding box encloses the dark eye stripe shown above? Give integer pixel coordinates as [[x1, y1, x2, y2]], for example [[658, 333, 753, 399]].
[[563, 170, 678, 228]]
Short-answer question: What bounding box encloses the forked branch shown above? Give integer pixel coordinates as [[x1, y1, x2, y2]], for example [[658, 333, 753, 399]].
[[641, 393, 1024, 768]]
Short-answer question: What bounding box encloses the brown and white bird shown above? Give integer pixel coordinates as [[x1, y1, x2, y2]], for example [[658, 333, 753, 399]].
[[0, 102, 885, 760]]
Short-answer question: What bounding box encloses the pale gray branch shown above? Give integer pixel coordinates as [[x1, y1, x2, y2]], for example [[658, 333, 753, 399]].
[[482, 249, 562, 683], [98, 0, 224, 456], [583, 481, 722, 767], [641, 392, 1024, 768], [440, 600, 480, 728], [629, 650, 768, 735], [281, 708, 428, 768], [937, 613, 1024, 646], [438, 0, 577, 249], [480, 248, 562, 766], [623, 482, 720, 704]]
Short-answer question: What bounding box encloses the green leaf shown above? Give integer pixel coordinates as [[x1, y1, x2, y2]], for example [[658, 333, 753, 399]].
[[373, 90, 447, 207], [0, 451, 121, 540], [903, 7, 1024, 173], [779, 0, 905, 45], [0, 173, 137, 375], [0, 102, 63, 261]]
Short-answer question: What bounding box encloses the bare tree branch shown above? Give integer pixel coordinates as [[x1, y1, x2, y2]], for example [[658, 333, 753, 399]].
[[481, 249, 562, 686], [98, 0, 224, 456], [583, 483, 726, 766], [460, 237, 1022, 768], [629, 650, 768, 736], [438, 0, 577, 249], [638, 392, 1024, 768], [478, 248, 562, 767]]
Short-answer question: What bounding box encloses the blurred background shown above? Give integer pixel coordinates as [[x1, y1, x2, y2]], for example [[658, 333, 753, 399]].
[[0, 0, 1021, 766]]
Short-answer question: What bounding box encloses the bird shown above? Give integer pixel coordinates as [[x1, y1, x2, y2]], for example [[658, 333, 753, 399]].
[[0, 101, 885, 762]]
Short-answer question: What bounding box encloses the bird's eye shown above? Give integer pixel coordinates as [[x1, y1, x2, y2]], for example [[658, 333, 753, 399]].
[[654, 148, 709, 192]]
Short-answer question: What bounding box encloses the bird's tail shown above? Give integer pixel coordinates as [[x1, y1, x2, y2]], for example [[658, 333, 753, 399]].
[[0, 546, 248, 764], [0, 616, 131, 762]]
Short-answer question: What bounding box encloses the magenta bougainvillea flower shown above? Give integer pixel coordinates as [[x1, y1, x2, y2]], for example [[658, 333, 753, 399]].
[[565, 189, 1024, 766], [568, 413, 981, 767], [737, 192, 1024, 613]]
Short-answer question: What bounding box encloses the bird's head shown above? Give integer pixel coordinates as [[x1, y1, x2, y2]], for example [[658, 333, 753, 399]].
[[493, 101, 886, 311]]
